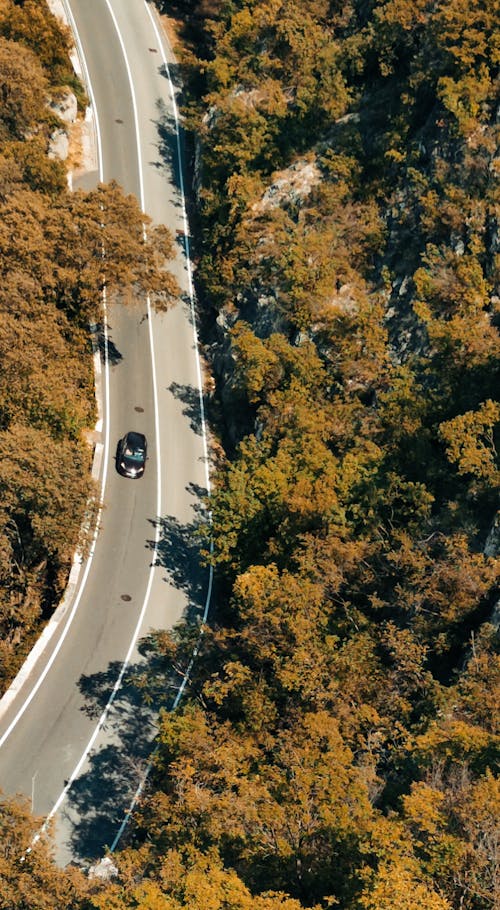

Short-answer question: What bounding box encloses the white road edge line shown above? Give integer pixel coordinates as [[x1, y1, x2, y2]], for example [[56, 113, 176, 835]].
[[106, 3, 216, 856], [145, 2, 211, 493], [37, 0, 164, 835], [0, 0, 109, 751]]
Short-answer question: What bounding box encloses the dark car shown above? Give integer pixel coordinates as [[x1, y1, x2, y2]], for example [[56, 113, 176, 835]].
[[116, 431, 147, 478]]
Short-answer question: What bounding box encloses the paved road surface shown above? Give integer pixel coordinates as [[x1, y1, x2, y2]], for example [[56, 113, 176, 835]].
[[0, 0, 209, 866]]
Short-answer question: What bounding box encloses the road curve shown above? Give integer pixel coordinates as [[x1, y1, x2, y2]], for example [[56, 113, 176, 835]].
[[0, 0, 209, 866]]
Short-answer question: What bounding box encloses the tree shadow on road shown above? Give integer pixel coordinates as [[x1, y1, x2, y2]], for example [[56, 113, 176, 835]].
[[168, 380, 209, 435], [151, 98, 184, 200], [90, 321, 123, 366], [63, 679, 156, 861], [158, 59, 184, 91], [65, 505, 211, 865], [147, 504, 210, 626], [66, 641, 190, 864]]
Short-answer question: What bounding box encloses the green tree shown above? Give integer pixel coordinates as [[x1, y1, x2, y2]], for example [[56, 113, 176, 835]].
[[439, 400, 500, 487]]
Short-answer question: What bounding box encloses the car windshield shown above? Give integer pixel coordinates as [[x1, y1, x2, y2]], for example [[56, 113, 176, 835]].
[[124, 447, 144, 460]]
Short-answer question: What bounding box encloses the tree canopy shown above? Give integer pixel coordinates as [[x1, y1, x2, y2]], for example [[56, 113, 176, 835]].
[[0, 1, 498, 908]]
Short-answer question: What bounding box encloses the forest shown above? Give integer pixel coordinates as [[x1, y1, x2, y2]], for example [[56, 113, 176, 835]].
[[0, 0, 499, 908]]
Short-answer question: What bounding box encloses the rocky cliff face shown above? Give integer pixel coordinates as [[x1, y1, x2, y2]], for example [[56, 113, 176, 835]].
[[196, 94, 499, 445]]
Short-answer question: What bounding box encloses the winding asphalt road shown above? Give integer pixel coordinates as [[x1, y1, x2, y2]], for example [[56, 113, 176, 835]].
[[0, 0, 209, 866]]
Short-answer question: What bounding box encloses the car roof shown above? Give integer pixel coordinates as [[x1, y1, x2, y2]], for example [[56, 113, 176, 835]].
[[125, 431, 146, 448]]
